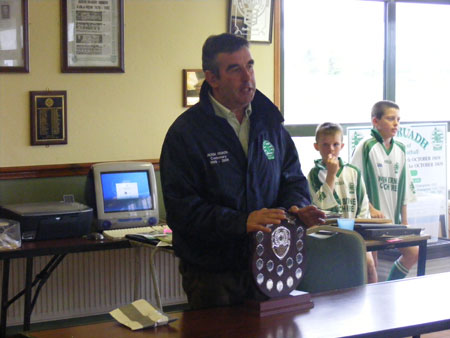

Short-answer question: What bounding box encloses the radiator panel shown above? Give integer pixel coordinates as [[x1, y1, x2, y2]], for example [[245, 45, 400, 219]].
[[1, 247, 186, 326]]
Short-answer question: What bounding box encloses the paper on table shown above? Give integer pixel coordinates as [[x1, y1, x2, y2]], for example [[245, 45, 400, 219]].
[[110, 299, 173, 330]]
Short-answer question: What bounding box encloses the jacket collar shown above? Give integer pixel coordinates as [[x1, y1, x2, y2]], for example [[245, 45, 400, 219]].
[[198, 80, 282, 124]]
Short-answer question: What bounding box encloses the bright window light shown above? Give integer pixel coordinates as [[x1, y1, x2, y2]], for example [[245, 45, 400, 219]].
[[283, 0, 384, 125]]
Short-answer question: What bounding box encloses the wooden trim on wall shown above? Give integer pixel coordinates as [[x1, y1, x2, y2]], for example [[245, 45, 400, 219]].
[[274, 0, 281, 109], [0, 160, 160, 180]]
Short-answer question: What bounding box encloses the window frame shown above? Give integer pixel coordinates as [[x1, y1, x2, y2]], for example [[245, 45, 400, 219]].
[[279, 0, 450, 137]]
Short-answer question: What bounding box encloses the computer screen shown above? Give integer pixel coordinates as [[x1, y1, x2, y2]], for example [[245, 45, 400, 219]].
[[92, 162, 159, 230]]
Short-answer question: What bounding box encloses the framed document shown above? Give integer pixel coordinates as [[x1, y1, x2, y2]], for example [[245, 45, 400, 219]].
[[0, 0, 29, 72], [183, 69, 205, 107], [30, 91, 68, 146], [228, 0, 273, 43], [61, 0, 124, 73]]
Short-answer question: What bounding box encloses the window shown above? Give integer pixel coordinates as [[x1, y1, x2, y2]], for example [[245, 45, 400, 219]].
[[396, 2, 450, 122], [283, 0, 450, 130]]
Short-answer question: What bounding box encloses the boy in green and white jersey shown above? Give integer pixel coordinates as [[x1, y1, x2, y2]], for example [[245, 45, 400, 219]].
[[351, 101, 418, 280], [308, 122, 377, 283]]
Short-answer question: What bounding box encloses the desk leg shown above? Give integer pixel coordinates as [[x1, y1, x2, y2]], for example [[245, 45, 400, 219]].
[[23, 257, 33, 331], [134, 247, 140, 300], [149, 248, 162, 310], [417, 241, 427, 276], [1, 259, 10, 338]]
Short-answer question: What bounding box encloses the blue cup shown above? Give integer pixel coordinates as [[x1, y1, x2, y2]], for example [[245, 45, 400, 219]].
[[337, 218, 355, 231]]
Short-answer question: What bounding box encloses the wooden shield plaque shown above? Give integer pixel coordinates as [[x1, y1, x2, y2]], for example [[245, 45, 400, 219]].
[[250, 211, 306, 298]]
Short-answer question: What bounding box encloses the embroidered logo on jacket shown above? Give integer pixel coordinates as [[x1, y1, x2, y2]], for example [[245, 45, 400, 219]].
[[207, 151, 229, 165], [262, 140, 275, 160]]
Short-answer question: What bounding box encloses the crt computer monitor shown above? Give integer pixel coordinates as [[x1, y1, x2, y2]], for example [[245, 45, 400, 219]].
[[92, 162, 159, 230]]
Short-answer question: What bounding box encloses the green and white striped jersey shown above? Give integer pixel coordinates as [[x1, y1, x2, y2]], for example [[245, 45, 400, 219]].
[[351, 129, 416, 224], [307, 157, 370, 218]]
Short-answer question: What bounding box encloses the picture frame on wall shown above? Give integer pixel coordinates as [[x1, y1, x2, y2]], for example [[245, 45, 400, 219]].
[[61, 0, 124, 73], [228, 0, 274, 43], [183, 69, 205, 107], [0, 0, 29, 72], [30, 91, 68, 146]]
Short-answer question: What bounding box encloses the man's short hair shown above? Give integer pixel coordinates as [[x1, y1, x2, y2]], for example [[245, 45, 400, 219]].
[[315, 122, 344, 142], [371, 100, 400, 120], [202, 33, 249, 77]]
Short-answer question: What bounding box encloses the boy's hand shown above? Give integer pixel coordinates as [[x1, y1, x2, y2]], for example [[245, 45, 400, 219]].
[[325, 153, 339, 176], [369, 204, 385, 219]]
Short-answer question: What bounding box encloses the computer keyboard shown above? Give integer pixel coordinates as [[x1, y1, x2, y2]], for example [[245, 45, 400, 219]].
[[103, 224, 171, 240]]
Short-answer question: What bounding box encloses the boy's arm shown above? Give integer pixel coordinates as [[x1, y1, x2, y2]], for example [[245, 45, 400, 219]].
[[324, 154, 339, 189], [307, 168, 339, 211], [401, 205, 408, 225]]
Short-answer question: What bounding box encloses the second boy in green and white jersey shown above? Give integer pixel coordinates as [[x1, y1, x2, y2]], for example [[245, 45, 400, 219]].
[[308, 122, 377, 283], [351, 101, 418, 280], [351, 128, 416, 224]]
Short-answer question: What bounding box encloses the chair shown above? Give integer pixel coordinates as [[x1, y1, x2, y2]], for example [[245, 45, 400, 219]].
[[297, 225, 367, 293]]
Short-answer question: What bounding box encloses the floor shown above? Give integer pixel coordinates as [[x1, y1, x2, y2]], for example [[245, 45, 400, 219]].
[[422, 331, 450, 337]]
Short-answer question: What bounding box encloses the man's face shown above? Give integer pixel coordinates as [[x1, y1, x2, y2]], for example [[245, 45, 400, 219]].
[[206, 47, 256, 111], [314, 132, 344, 162], [373, 108, 400, 140]]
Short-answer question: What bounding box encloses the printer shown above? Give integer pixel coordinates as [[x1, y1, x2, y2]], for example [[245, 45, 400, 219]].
[[0, 201, 93, 241]]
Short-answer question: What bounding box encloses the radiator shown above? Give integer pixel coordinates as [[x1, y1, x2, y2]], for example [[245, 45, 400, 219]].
[[0, 247, 187, 326]]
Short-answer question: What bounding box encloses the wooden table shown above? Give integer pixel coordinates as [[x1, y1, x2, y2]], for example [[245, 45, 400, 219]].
[[0, 237, 131, 337], [366, 234, 430, 276], [24, 272, 450, 338]]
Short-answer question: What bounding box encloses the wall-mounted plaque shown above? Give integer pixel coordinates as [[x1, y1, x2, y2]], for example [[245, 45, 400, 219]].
[[30, 91, 68, 146]]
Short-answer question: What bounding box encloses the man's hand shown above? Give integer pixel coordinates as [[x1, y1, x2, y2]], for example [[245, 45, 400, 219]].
[[289, 205, 326, 228], [246, 208, 286, 233]]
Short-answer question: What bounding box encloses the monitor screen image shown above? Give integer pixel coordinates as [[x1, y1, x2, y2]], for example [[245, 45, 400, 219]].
[[100, 171, 153, 213], [92, 161, 159, 229]]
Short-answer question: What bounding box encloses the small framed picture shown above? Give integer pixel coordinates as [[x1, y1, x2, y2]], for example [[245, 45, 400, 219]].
[[228, 0, 274, 43], [30, 91, 68, 146], [183, 69, 205, 107], [61, 0, 124, 73], [0, 0, 29, 72]]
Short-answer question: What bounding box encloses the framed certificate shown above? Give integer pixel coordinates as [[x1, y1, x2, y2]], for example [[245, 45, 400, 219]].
[[61, 0, 124, 73], [30, 91, 68, 146], [228, 0, 274, 43], [0, 0, 29, 72], [183, 69, 205, 107]]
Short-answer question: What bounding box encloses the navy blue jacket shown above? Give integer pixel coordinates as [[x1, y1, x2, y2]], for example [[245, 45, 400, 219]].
[[160, 81, 310, 272]]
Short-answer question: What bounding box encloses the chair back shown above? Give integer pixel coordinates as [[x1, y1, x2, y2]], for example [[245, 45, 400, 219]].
[[297, 225, 367, 293]]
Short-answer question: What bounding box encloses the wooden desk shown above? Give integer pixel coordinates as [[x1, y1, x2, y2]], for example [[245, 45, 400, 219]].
[[25, 272, 450, 338], [0, 238, 131, 338], [366, 234, 430, 276]]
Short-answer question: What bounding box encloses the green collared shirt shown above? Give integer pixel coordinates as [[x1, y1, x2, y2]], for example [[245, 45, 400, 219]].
[[209, 92, 252, 157]]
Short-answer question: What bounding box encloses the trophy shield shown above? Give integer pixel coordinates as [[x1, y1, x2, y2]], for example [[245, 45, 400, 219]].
[[247, 210, 313, 316], [250, 211, 306, 298]]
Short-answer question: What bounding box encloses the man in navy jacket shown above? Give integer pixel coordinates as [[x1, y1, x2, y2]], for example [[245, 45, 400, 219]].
[[160, 33, 325, 309]]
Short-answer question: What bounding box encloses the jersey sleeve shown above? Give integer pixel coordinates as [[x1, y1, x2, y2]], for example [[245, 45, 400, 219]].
[[307, 168, 339, 211], [404, 164, 417, 205], [350, 142, 365, 176], [356, 169, 370, 218]]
